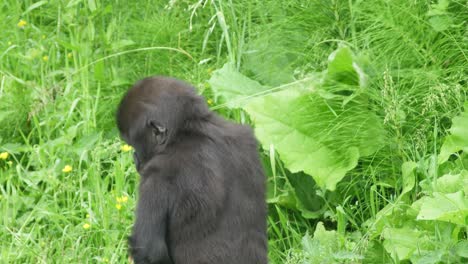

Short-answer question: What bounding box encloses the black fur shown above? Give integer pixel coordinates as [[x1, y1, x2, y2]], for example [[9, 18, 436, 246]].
[[116, 77, 267, 264]]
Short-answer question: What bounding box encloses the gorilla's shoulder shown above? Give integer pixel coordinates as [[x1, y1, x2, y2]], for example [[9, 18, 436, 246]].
[[139, 154, 180, 176], [221, 122, 258, 147]]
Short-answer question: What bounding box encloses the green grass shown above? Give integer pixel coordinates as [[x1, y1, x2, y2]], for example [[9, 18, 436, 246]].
[[1, 0, 467, 263]]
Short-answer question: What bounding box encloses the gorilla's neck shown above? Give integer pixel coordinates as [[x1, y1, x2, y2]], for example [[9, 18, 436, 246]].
[[181, 114, 228, 139]]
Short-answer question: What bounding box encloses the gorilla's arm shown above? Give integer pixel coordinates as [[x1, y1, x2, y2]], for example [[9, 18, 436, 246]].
[[129, 174, 173, 264]]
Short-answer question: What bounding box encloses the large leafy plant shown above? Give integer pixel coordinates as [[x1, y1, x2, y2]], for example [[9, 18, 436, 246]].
[[209, 46, 384, 191], [366, 103, 468, 263]]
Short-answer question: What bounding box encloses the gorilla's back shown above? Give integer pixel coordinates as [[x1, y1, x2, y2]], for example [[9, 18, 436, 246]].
[[168, 120, 267, 264]]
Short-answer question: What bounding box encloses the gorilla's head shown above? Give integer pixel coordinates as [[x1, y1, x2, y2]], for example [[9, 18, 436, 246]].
[[117, 76, 210, 168]]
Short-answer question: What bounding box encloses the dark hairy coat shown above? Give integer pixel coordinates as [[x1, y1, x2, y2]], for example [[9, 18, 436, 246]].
[[116, 77, 267, 264]]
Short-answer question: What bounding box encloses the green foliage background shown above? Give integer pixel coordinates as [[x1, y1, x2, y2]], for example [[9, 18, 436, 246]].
[[0, 0, 467, 263]]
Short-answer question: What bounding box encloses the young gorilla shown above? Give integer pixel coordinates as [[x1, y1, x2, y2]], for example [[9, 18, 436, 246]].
[[116, 77, 267, 264]]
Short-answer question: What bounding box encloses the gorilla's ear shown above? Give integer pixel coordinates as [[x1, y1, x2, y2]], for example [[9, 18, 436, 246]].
[[147, 120, 167, 145], [148, 120, 166, 133]]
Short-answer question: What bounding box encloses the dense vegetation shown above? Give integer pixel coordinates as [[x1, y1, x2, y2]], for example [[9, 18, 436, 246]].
[[0, 0, 466, 263]]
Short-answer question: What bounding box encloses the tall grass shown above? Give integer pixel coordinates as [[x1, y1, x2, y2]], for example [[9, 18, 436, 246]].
[[1, 0, 466, 263]]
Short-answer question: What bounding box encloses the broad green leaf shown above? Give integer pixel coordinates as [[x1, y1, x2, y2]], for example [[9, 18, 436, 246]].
[[417, 191, 468, 226], [88, 0, 97, 12], [303, 223, 363, 263], [363, 241, 393, 264], [266, 190, 297, 209], [435, 171, 468, 194], [321, 46, 367, 100], [302, 222, 338, 264], [365, 199, 416, 239], [243, 36, 295, 86], [73, 132, 102, 161], [455, 240, 468, 258], [382, 227, 422, 260], [426, 1, 452, 32], [429, 16, 454, 32], [325, 46, 360, 87], [210, 46, 383, 190], [245, 90, 384, 190], [438, 102, 468, 164], [24, 168, 54, 188], [401, 161, 418, 195], [411, 250, 445, 264], [45, 123, 80, 148], [427, 0, 450, 16], [432, 0, 450, 11], [287, 172, 325, 218], [208, 63, 269, 108], [419, 171, 468, 194]]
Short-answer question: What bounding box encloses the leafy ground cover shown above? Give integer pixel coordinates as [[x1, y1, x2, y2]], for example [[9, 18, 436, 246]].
[[0, 0, 467, 263]]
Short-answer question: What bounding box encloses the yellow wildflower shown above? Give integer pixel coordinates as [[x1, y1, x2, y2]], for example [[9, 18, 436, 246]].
[[17, 19, 27, 28], [116, 195, 128, 203], [62, 165, 72, 173], [115, 203, 122, 210], [42, 55, 49, 62], [83, 223, 91, 229], [67, 52, 73, 59], [0, 152, 9, 160], [207, 99, 214, 106], [121, 144, 133, 152]]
